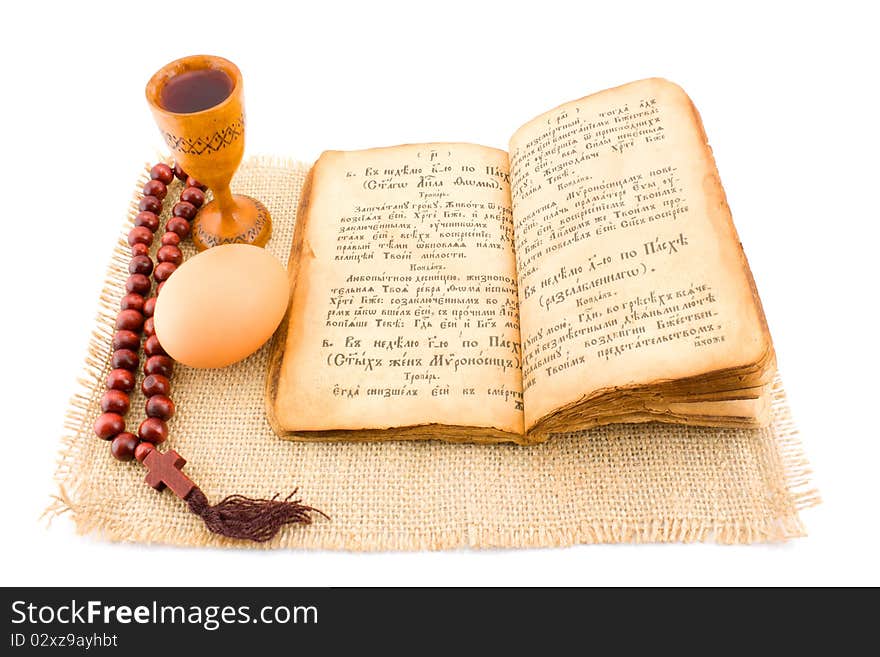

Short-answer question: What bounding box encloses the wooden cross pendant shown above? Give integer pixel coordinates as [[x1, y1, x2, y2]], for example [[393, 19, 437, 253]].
[[143, 449, 196, 500]]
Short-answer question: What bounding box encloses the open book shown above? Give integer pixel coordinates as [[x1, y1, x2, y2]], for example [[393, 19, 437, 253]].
[[265, 78, 775, 444]]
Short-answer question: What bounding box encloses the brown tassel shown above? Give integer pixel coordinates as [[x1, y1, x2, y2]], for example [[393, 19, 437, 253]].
[[143, 449, 326, 543], [185, 487, 328, 543]]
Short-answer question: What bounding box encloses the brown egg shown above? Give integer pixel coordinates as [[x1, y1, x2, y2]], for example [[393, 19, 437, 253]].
[[153, 244, 289, 368]]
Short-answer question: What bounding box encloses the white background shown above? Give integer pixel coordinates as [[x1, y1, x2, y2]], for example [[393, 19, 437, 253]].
[[1, 0, 877, 586]]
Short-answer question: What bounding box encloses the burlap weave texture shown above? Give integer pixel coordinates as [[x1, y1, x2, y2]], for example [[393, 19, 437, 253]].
[[49, 157, 819, 548]]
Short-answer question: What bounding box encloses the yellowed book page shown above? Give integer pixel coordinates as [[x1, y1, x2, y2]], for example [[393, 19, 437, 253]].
[[275, 143, 524, 434], [509, 79, 771, 430]]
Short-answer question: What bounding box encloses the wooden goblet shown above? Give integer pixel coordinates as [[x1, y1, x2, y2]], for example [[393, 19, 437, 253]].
[[146, 55, 271, 251]]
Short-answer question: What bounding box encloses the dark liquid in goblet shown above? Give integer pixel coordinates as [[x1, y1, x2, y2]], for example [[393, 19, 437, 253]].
[[160, 68, 233, 113]]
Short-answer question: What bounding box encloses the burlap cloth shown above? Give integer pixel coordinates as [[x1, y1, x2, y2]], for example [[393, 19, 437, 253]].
[[48, 157, 819, 548]]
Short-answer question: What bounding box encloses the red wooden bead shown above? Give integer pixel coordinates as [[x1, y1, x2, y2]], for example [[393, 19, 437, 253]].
[[125, 274, 151, 296], [138, 417, 168, 444], [173, 162, 187, 181], [112, 329, 140, 351], [186, 176, 207, 191], [145, 394, 175, 420], [161, 231, 181, 247], [131, 243, 149, 257], [135, 217, 160, 234], [143, 297, 157, 317], [129, 255, 153, 276], [115, 309, 143, 331], [142, 373, 170, 397], [180, 187, 205, 208], [144, 335, 167, 357], [106, 368, 135, 392], [134, 211, 160, 232], [172, 201, 197, 220], [135, 441, 156, 463], [150, 163, 174, 185], [154, 261, 177, 282], [138, 195, 162, 214], [143, 179, 167, 200], [157, 245, 183, 266], [156, 281, 166, 295], [119, 293, 145, 313], [100, 389, 130, 414], [111, 348, 139, 370], [128, 226, 153, 247], [144, 355, 173, 377], [166, 217, 191, 238], [111, 432, 139, 461], [94, 412, 125, 440], [143, 316, 155, 336], [126, 274, 151, 293]]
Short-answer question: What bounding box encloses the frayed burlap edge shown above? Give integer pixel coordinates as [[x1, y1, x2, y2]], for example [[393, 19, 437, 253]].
[[45, 157, 820, 549]]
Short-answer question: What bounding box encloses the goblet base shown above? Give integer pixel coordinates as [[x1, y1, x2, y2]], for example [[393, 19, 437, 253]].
[[191, 195, 272, 251]]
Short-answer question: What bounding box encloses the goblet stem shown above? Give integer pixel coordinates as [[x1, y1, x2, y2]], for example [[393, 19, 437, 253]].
[[212, 184, 239, 230]]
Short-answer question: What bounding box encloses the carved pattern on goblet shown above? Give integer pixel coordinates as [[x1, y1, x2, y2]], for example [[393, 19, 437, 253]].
[[194, 199, 270, 249], [162, 114, 245, 155]]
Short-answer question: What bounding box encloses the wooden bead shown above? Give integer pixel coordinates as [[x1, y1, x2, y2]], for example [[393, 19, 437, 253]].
[[94, 412, 125, 440], [157, 245, 183, 266], [100, 389, 130, 414], [180, 187, 205, 208], [150, 163, 174, 185], [143, 316, 155, 336], [111, 348, 139, 370], [138, 417, 168, 444], [111, 432, 139, 461], [166, 217, 191, 238], [106, 368, 135, 392], [129, 255, 153, 276], [134, 211, 160, 232], [143, 179, 167, 200], [119, 292, 145, 313], [143, 297, 157, 317], [173, 162, 187, 181], [144, 335, 167, 357], [186, 176, 207, 191], [161, 231, 181, 247], [146, 394, 175, 420], [142, 373, 170, 397], [156, 281, 166, 296], [144, 355, 173, 377], [172, 201, 197, 220], [138, 195, 162, 214], [128, 226, 153, 247], [154, 261, 177, 282], [115, 309, 143, 331], [112, 329, 140, 351], [131, 243, 150, 257], [125, 274, 151, 296], [135, 441, 156, 463]]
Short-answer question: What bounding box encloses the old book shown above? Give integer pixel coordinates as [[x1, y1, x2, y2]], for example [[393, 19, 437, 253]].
[[265, 78, 776, 445]]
